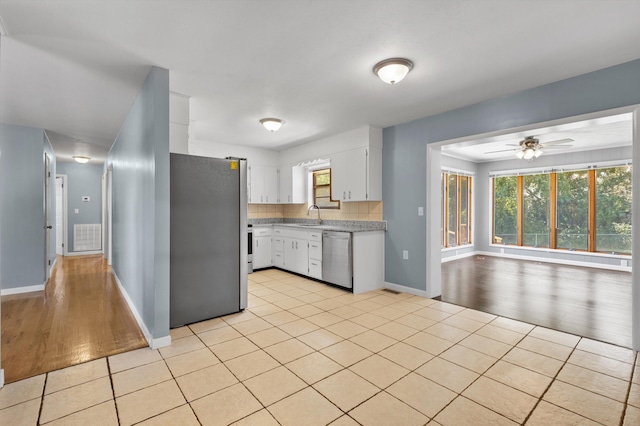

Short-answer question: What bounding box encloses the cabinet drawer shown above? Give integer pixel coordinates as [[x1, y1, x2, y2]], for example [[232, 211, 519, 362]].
[[309, 260, 322, 279], [273, 252, 284, 267], [308, 231, 322, 241], [253, 227, 272, 237], [274, 228, 284, 236], [309, 242, 322, 260]]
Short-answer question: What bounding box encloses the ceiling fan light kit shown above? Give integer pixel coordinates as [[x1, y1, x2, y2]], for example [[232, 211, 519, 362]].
[[373, 58, 413, 84], [516, 136, 545, 160]]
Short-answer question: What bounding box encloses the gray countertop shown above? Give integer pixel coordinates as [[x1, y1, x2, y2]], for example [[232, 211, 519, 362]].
[[248, 219, 386, 233]]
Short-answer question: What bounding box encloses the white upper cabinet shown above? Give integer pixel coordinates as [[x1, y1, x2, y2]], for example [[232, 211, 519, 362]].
[[278, 164, 306, 204], [249, 165, 278, 204], [331, 146, 382, 202]]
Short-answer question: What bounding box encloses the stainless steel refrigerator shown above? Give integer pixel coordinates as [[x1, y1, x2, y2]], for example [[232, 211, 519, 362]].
[[170, 154, 248, 328]]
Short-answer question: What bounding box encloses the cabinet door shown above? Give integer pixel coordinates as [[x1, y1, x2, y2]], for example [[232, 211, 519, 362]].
[[283, 237, 296, 272], [345, 147, 368, 201], [249, 165, 264, 203], [331, 151, 347, 201], [294, 238, 309, 275], [253, 236, 272, 269], [284, 237, 308, 275], [279, 165, 292, 204], [264, 167, 279, 204]]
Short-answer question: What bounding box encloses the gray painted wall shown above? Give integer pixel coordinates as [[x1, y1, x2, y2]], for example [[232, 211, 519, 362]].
[[383, 59, 640, 290], [0, 123, 54, 290], [106, 66, 170, 342], [56, 162, 103, 253]]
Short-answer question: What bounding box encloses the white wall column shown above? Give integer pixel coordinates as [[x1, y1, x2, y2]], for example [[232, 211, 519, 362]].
[[426, 145, 442, 298], [632, 107, 639, 351]]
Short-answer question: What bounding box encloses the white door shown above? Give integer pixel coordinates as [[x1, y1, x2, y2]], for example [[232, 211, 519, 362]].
[[107, 166, 113, 265], [44, 154, 52, 279], [55, 176, 65, 255]]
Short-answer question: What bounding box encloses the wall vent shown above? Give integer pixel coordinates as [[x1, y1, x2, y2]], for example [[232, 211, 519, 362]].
[[74, 224, 102, 251]]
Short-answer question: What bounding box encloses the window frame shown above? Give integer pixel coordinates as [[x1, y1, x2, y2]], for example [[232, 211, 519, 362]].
[[441, 171, 473, 248], [312, 168, 340, 209], [491, 163, 632, 254]]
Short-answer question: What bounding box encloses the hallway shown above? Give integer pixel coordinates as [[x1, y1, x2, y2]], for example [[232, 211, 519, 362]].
[[1, 255, 147, 383]]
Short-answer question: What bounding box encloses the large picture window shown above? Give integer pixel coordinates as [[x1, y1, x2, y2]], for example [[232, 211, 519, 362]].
[[442, 171, 473, 248], [492, 164, 632, 254]]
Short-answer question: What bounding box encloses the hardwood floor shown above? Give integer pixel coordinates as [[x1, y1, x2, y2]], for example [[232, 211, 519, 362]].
[[441, 255, 632, 348], [1, 255, 147, 383]]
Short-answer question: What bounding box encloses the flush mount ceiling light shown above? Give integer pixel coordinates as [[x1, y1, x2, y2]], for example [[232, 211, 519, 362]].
[[73, 156, 90, 163], [260, 118, 284, 132], [373, 58, 414, 84]]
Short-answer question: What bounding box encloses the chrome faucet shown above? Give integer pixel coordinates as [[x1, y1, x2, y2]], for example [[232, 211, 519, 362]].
[[307, 204, 322, 225]]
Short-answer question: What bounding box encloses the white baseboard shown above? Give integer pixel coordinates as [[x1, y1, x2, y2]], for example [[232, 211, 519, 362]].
[[0, 369, 4, 388], [111, 271, 171, 350], [1, 283, 45, 296], [476, 250, 633, 272], [441, 250, 477, 263], [384, 281, 429, 297], [65, 250, 103, 257], [50, 257, 58, 272], [151, 335, 172, 349]]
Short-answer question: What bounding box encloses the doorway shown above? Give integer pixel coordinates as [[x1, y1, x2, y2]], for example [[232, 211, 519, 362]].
[[44, 153, 52, 280], [102, 165, 113, 265], [426, 106, 639, 350], [55, 175, 67, 256]]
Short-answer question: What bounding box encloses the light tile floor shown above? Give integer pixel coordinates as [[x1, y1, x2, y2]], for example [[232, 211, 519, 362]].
[[1, 269, 639, 425]]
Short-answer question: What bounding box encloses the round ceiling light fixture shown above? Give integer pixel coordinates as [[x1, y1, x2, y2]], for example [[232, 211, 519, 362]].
[[73, 156, 91, 163], [260, 118, 284, 132], [373, 58, 414, 84]]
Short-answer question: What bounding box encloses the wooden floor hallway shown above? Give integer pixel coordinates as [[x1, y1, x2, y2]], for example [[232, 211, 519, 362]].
[[1, 255, 147, 383]]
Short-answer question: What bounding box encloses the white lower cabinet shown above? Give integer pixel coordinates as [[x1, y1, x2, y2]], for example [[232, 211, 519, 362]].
[[253, 227, 272, 269], [272, 227, 320, 278], [283, 237, 308, 275]]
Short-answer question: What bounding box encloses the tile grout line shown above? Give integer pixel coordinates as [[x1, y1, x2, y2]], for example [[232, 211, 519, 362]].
[[422, 318, 536, 424], [521, 338, 583, 425], [160, 339, 205, 426], [619, 350, 638, 426], [105, 357, 122, 426], [36, 372, 48, 425]]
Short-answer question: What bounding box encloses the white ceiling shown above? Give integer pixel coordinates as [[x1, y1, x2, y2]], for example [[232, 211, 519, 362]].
[[1, 1, 640, 162], [442, 113, 633, 163]]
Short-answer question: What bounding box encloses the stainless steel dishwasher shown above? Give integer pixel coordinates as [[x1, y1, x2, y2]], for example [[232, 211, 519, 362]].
[[322, 231, 353, 289]]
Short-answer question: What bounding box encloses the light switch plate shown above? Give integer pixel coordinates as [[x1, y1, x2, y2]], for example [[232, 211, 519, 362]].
[[403, 250, 409, 260], [418, 207, 424, 216], [75, 208, 79, 214]]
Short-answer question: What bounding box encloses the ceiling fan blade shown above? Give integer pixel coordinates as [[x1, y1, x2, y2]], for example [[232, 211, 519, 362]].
[[484, 148, 518, 154], [543, 145, 573, 149], [541, 138, 574, 146]]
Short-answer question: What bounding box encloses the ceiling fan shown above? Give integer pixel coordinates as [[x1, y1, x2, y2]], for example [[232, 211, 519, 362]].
[[484, 136, 574, 160]]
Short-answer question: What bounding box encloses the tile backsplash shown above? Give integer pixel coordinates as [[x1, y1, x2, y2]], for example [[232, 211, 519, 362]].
[[248, 201, 382, 221]]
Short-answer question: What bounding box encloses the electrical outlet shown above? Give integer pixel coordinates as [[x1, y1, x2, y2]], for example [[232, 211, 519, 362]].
[[402, 250, 409, 260], [500, 248, 504, 254], [74, 208, 79, 214]]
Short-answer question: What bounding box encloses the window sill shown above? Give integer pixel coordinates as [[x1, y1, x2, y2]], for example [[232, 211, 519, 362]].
[[441, 244, 474, 253], [489, 244, 632, 259]]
